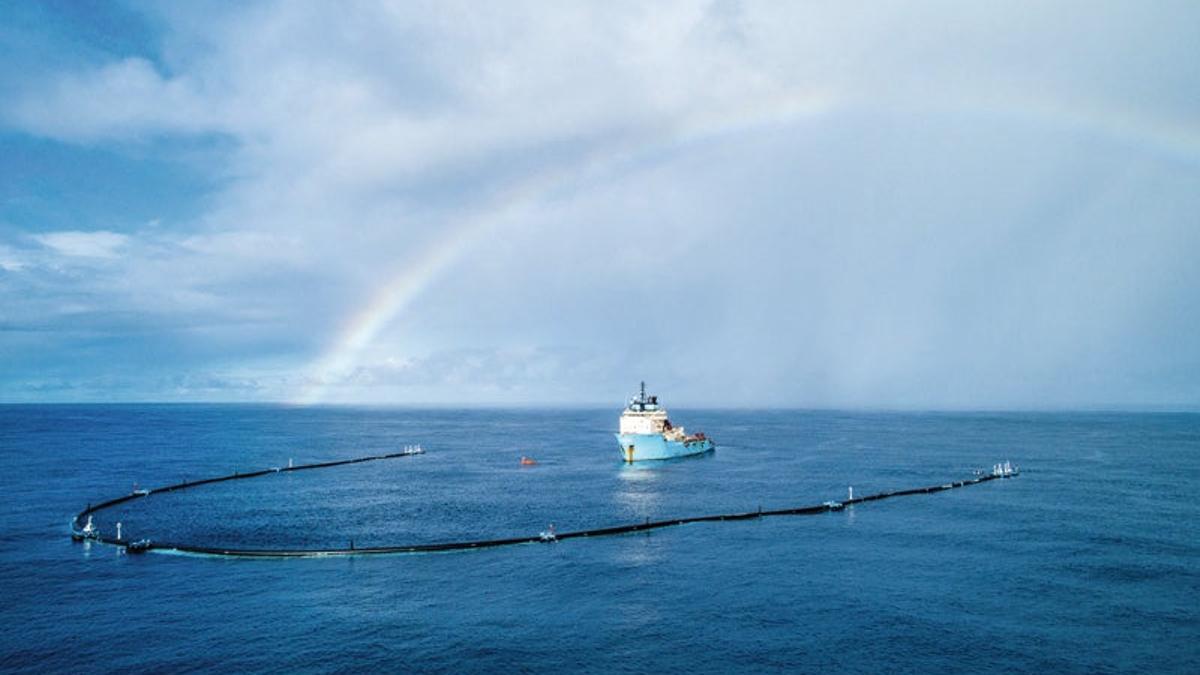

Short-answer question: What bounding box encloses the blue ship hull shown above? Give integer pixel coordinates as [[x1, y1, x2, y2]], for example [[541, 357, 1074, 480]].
[[615, 433, 715, 462]]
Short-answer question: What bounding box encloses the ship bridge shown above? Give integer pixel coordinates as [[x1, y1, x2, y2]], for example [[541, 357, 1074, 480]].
[[619, 382, 675, 435]]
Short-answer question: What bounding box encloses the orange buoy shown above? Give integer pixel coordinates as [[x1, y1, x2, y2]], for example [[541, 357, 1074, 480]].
[[520, 456, 537, 466]]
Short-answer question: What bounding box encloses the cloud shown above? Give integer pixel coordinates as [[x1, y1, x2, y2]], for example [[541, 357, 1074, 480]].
[[5, 58, 216, 142], [1, 2, 1198, 406], [302, 346, 630, 405], [0, 244, 27, 271], [33, 230, 130, 258]]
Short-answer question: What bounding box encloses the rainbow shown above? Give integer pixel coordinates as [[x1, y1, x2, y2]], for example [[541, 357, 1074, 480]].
[[938, 93, 1200, 165], [290, 224, 476, 406], [291, 174, 554, 405], [291, 92, 1198, 404]]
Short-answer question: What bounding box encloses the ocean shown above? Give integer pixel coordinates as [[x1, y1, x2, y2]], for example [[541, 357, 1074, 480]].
[[0, 405, 1196, 673]]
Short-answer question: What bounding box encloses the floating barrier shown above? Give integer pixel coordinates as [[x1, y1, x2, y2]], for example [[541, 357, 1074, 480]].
[[69, 449, 1018, 559]]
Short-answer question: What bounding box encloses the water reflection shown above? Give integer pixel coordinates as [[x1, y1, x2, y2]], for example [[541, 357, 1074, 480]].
[[615, 464, 662, 514]]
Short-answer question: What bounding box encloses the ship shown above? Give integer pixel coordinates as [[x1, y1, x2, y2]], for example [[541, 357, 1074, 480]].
[[615, 382, 715, 462]]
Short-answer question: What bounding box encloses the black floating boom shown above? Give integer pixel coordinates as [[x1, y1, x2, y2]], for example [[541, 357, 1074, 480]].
[[69, 449, 1018, 559]]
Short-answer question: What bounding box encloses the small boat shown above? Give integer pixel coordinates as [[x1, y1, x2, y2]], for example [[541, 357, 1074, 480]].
[[72, 514, 99, 541], [520, 456, 538, 466], [538, 524, 557, 542], [991, 461, 1019, 478], [823, 501, 845, 510], [125, 539, 153, 554]]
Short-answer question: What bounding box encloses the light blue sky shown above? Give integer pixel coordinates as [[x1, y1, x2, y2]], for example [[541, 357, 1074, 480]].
[[1, 1, 1197, 408]]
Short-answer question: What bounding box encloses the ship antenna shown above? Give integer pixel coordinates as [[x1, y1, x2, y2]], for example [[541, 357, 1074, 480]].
[[640, 381, 645, 401]]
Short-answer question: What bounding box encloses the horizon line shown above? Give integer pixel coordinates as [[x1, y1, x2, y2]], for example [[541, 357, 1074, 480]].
[[1, 400, 1197, 414]]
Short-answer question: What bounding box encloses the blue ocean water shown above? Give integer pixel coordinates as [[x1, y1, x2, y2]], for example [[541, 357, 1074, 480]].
[[0, 405, 1197, 673]]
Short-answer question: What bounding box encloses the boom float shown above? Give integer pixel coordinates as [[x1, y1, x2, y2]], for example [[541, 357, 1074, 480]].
[[70, 449, 1019, 558]]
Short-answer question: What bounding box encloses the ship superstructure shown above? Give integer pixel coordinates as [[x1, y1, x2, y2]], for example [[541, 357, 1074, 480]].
[[615, 382, 714, 462]]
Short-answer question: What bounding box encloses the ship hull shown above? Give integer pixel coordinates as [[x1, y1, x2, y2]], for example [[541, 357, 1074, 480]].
[[615, 433, 715, 462]]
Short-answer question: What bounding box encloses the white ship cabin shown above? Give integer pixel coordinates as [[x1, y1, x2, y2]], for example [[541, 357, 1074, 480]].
[[620, 383, 686, 439]]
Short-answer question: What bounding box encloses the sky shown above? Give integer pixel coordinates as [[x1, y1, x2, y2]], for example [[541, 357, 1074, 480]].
[[1, 1, 1197, 408]]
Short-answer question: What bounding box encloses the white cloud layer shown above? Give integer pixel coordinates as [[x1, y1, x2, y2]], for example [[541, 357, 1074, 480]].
[[33, 230, 130, 258]]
